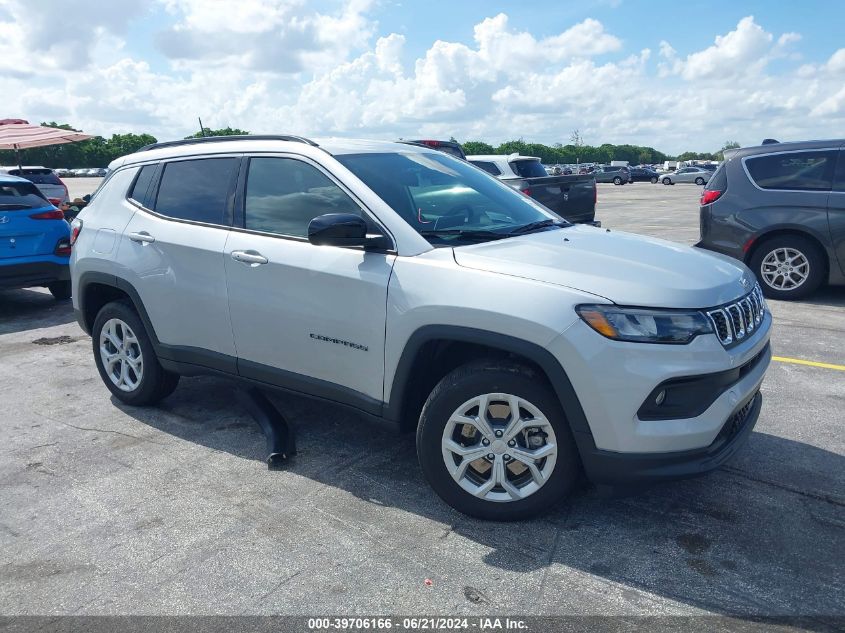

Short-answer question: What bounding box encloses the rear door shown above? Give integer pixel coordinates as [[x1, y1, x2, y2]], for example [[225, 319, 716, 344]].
[[0, 180, 57, 260], [224, 154, 394, 407], [118, 157, 240, 365]]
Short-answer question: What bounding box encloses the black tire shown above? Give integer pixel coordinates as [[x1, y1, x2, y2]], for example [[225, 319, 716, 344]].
[[662, 177, 672, 185], [92, 301, 180, 405], [48, 280, 72, 300], [416, 360, 580, 520], [695, 177, 705, 185], [749, 235, 825, 300], [650, 176, 658, 184], [613, 176, 623, 185]]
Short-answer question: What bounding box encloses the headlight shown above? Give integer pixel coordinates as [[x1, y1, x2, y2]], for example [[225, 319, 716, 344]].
[[576, 304, 714, 344]]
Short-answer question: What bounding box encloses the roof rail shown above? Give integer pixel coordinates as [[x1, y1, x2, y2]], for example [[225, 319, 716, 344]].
[[137, 134, 319, 152]]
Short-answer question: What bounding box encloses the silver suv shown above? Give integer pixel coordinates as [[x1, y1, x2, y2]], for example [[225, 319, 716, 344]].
[[70, 135, 772, 519]]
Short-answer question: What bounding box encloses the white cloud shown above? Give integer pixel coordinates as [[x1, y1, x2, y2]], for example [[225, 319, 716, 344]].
[[1, 7, 843, 153]]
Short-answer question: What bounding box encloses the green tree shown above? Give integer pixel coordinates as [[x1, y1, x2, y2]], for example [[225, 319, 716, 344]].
[[461, 141, 495, 155], [185, 126, 250, 139]]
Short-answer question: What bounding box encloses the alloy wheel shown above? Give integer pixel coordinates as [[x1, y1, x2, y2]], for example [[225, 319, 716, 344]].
[[441, 393, 558, 503], [760, 247, 810, 291], [99, 318, 144, 392]]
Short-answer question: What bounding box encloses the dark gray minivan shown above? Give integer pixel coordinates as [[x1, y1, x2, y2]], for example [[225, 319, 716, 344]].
[[696, 139, 845, 300]]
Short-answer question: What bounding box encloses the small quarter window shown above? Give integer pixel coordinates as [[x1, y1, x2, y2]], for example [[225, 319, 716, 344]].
[[128, 165, 157, 207]]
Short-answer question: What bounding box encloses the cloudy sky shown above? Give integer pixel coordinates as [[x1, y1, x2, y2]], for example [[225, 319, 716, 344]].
[[0, 0, 842, 154]]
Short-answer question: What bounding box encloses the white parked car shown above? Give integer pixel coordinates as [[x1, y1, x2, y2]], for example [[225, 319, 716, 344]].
[[660, 167, 712, 185], [70, 135, 771, 520]]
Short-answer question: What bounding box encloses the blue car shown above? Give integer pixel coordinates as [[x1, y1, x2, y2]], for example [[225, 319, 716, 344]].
[[0, 174, 72, 299]]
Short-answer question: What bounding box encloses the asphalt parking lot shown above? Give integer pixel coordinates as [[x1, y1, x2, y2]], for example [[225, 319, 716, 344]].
[[1, 181, 843, 621]]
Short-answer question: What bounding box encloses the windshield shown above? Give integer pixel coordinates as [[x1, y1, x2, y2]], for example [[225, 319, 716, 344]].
[[9, 169, 62, 185], [509, 160, 548, 178], [336, 151, 564, 244], [0, 181, 49, 209]]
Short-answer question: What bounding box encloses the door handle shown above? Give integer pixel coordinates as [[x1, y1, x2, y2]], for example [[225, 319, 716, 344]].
[[128, 231, 155, 244], [231, 250, 268, 265]]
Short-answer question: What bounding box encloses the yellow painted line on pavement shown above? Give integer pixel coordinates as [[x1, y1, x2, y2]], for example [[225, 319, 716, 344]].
[[772, 356, 845, 372]]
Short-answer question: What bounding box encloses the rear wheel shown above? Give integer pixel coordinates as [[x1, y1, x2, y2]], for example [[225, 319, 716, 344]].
[[48, 280, 72, 300], [417, 360, 580, 520], [92, 301, 180, 405], [750, 235, 825, 300]]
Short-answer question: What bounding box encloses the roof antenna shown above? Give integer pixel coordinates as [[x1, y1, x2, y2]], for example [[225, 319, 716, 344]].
[[197, 117, 207, 137]]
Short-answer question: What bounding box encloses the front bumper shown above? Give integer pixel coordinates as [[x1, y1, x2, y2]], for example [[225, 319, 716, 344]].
[[578, 390, 762, 485], [0, 258, 70, 289]]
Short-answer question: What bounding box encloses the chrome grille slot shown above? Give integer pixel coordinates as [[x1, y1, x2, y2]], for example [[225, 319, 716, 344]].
[[706, 283, 766, 348], [727, 305, 746, 339], [707, 309, 733, 345]]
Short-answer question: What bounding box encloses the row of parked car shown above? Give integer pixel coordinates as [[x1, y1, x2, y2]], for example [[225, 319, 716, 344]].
[[56, 167, 108, 178]]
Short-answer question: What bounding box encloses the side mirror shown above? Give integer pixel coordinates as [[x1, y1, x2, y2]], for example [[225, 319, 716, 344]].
[[307, 213, 389, 249]]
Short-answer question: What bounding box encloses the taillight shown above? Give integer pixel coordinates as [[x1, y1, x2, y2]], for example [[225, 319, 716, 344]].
[[70, 218, 83, 245], [55, 238, 72, 256], [700, 189, 723, 205], [420, 140, 441, 148], [29, 209, 65, 220]]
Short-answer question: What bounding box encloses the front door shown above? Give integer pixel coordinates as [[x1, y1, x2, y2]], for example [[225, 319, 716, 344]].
[[224, 155, 395, 410]]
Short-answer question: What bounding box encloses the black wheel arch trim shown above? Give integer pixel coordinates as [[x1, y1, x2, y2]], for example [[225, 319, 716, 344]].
[[384, 325, 595, 440]]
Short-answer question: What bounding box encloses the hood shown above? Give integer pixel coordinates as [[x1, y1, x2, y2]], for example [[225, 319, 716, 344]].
[[452, 225, 753, 309]]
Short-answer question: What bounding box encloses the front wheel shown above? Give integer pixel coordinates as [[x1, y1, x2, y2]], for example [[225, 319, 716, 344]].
[[749, 235, 825, 300], [695, 177, 705, 185], [417, 360, 580, 520], [662, 177, 672, 185], [613, 176, 623, 185], [92, 301, 180, 405]]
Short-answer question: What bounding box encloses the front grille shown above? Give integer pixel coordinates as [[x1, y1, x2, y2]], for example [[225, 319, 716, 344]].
[[706, 283, 766, 347]]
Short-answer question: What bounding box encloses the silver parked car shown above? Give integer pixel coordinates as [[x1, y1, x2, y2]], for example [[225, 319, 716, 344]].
[[661, 166, 712, 185], [70, 135, 771, 520]]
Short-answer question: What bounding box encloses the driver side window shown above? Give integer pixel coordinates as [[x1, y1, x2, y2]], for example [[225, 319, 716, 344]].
[[244, 157, 362, 237]]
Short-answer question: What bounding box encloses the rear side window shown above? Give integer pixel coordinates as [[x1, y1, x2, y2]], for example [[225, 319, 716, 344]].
[[470, 161, 502, 176], [128, 165, 157, 208], [153, 158, 238, 225], [705, 163, 728, 192], [244, 157, 361, 237], [8, 168, 62, 185], [745, 150, 836, 191], [509, 160, 547, 178], [0, 181, 48, 208]]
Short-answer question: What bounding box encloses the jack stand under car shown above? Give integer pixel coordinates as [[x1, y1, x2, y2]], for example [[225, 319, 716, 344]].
[[236, 387, 297, 470]]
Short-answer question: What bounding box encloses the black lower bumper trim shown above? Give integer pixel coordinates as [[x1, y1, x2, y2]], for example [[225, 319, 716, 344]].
[[578, 391, 762, 486], [0, 260, 70, 289]]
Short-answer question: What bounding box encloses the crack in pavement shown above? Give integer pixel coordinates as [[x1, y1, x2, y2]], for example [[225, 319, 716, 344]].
[[723, 466, 844, 507]]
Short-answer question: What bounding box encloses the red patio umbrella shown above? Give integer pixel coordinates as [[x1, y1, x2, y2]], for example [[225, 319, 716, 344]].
[[0, 119, 94, 168]]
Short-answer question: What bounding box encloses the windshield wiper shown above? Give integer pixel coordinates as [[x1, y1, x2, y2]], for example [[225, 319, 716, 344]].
[[506, 219, 569, 235], [419, 228, 510, 241]]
